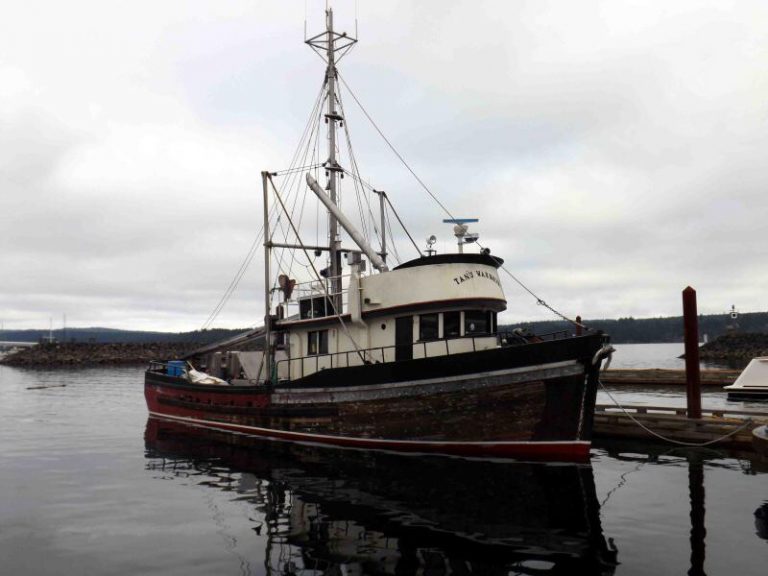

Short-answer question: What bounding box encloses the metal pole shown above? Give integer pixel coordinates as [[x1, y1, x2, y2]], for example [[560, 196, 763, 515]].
[[376, 190, 386, 263], [326, 8, 342, 310], [262, 171, 272, 384], [682, 286, 702, 419], [306, 174, 387, 271]]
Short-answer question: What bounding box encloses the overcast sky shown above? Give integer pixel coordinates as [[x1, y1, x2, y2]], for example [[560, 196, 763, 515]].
[[2, 0, 767, 332]]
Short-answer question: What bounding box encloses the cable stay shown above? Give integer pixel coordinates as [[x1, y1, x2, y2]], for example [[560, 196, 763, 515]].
[[204, 6, 587, 336], [268, 174, 366, 362], [336, 69, 589, 330]]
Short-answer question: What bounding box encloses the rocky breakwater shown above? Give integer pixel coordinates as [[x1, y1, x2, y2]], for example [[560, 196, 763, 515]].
[[698, 333, 768, 365], [0, 342, 196, 367]]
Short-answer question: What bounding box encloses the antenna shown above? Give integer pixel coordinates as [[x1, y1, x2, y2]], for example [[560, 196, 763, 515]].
[[442, 218, 479, 254]]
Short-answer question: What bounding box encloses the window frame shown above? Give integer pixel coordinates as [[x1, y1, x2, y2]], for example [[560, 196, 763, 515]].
[[418, 313, 440, 341], [443, 311, 461, 339], [464, 310, 492, 336], [307, 330, 329, 355]]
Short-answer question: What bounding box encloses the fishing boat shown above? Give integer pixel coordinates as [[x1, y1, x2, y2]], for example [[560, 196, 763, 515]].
[[144, 8, 613, 462]]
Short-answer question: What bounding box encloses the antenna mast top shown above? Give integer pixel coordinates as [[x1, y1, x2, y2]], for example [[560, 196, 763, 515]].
[[443, 219, 479, 254], [305, 8, 359, 308]]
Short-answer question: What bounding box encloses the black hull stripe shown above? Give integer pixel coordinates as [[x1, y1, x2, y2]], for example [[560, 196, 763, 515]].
[[272, 360, 583, 404]]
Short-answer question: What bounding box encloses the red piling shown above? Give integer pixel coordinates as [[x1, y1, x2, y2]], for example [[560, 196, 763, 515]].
[[682, 286, 702, 419], [575, 316, 583, 337]]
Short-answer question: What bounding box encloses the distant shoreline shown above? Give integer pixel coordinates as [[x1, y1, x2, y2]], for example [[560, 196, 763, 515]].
[[0, 342, 195, 368], [2, 311, 767, 346]]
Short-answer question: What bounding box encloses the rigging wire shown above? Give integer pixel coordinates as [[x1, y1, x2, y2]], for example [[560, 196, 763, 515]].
[[272, 163, 324, 176], [339, 70, 590, 329], [204, 37, 587, 332], [268, 175, 365, 360], [341, 168, 419, 259], [383, 205, 402, 264], [270, 85, 328, 293], [383, 193, 422, 256], [337, 72, 456, 222], [487, 249, 588, 329], [338, 165, 386, 253], [199, 82, 326, 330], [200, 216, 266, 330], [336, 87, 377, 243]]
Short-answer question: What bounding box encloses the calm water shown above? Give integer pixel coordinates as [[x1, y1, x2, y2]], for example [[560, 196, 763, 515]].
[[1, 348, 766, 575], [610, 342, 688, 369], [600, 343, 767, 412], [610, 342, 731, 370]]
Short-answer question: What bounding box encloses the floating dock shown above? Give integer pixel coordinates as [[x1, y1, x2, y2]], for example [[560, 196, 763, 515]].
[[602, 368, 740, 387], [594, 404, 768, 450]]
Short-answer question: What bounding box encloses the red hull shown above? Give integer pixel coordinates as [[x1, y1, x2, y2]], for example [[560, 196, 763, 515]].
[[147, 412, 591, 462]]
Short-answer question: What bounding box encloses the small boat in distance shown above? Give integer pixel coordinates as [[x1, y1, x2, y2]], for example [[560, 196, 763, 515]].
[[144, 8, 613, 462], [724, 357, 768, 400]]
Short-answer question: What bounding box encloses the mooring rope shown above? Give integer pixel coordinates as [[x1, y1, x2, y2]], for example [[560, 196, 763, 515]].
[[597, 379, 754, 447]]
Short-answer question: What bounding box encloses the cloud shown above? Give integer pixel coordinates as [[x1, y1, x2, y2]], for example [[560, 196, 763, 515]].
[[2, 0, 768, 331]]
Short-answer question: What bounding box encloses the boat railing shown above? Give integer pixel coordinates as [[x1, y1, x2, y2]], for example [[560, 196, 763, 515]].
[[498, 329, 573, 345], [147, 360, 191, 378], [276, 334, 500, 381], [291, 273, 350, 296], [282, 274, 351, 319]]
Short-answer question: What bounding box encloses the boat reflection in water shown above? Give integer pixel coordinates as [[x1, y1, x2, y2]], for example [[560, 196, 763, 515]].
[[144, 418, 618, 575]]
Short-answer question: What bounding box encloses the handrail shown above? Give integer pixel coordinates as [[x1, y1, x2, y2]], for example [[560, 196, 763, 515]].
[[498, 329, 572, 344], [292, 273, 351, 295], [147, 360, 192, 378], [285, 277, 351, 320], [276, 333, 500, 381]]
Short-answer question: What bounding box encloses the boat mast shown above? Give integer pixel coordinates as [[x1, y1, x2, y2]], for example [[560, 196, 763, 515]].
[[326, 9, 341, 309], [262, 170, 272, 384], [306, 8, 356, 310]]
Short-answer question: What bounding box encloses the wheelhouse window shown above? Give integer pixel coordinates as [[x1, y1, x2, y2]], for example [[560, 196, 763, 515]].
[[419, 313, 439, 341], [308, 330, 329, 355], [464, 310, 494, 335], [443, 311, 461, 338], [300, 296, 332, 319]]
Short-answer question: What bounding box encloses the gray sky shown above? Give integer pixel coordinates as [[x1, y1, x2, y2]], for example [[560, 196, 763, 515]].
[[2, 0, 767, 332]]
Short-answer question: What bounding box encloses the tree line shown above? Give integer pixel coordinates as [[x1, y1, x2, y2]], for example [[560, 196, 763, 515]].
[[3, 311, 767, 345], [503, 311, 768, 343]]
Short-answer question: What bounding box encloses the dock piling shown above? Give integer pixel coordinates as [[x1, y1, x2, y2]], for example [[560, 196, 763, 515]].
[[683, 286, 702, 419]]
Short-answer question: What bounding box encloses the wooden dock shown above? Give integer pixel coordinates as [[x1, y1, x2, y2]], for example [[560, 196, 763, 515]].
[[594, 404, 768, 450], [601, 368, 740, 387]]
